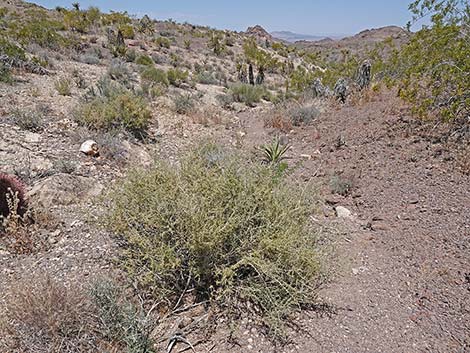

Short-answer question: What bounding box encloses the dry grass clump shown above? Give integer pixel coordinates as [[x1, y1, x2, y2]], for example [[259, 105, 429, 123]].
[[0, 276, 154, 353], [189, 106, 225, 126], [0, 276, 98, 353], [105, 145, 324, 338], [265, 100, 320, 131]]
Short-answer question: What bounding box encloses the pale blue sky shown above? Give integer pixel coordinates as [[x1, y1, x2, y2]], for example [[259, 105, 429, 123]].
[[30, 0, 415, 35]]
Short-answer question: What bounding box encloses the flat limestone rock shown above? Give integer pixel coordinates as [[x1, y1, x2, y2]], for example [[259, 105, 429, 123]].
[[28, 173, 104, 208]]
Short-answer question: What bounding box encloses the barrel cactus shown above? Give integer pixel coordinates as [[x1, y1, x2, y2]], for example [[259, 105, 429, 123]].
[[0, 173, 28, 219]]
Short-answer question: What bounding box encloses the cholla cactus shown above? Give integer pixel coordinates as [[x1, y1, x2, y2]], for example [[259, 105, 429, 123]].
[[237, 63, 247, 84], [248, 63, 254, 85], [255, 66, 265, 85], [356, 60, 372, 90], [0, 173, 27, 219], [311, 78, 326, 97], [334, 78, 348, 103]]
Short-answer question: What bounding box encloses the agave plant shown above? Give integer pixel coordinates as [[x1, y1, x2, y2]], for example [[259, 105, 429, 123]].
[[261, 139, 290, 165]]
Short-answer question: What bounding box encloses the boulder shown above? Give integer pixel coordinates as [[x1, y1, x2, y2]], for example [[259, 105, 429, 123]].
[[28, 173, 103, 208]]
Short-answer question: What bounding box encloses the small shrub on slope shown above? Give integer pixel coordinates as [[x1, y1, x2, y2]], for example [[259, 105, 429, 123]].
[[105, 145, 323, 337], [75, 79, 151, 137]]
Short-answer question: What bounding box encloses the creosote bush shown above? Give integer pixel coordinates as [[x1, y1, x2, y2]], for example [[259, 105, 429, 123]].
[[229, 83, 270, 107], [140, 66, 169, 87], [290, 105, 320, 126], [75, 79, 151, 137], [172, 93, 194, 114], [105, 145, 323, 337], [135, 54, 153, 66]]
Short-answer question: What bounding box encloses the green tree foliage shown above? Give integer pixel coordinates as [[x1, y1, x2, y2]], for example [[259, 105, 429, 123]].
[[397, 0, 470, 120]]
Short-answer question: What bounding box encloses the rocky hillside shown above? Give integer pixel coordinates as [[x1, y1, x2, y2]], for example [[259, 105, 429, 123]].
[[0, 1, 468, 352]]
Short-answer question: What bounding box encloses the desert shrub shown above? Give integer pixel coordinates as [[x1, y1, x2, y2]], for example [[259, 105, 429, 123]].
[[154, 36, 171, 49], [0, 276, 154, 353], [0, 63, 12, 83], [124, 48, 137, 62], [14, 17, 65, 50], [135, 54, 153, 66], [196, 71, 219, 85], [105, 146, 323, 337], [140, 66, 169, 87], [90, 280, 154, 353], [167, 68, 188, 87], [330, 174, 354, 196], [151, 53, 167, 65], [54, 78, 72, 96], [290, 105, 320, 126], [0, 276, 98, 352], [62, 6, 101, 33], [76, 80, 150, 136], [9, 108, 44, 132], [118, 24, 135, 39], [216, 93, 234, 109], [390, 0, 470, 121], [107, 60, 134, 87], [229, 83, 270, 107], [0, 37, 26, 60], [102, 11, 132, 26], [79, 53, 100, 65], [172, 93, 194, 114]]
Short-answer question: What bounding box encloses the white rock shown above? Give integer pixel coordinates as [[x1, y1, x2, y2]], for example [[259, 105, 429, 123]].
[[335, 206, 353, 219], [80, 140, 99, 157]]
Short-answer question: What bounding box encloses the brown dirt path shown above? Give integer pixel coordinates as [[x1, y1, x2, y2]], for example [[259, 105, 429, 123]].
[[219, 90, 470, 353]]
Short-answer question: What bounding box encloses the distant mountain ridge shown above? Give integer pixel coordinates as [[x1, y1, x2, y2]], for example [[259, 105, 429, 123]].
[[271, 31, 334, 42]]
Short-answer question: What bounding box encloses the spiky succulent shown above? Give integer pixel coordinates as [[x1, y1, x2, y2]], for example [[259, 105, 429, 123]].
[[261, 139, 290, 165], [0, 173, 28, 218]]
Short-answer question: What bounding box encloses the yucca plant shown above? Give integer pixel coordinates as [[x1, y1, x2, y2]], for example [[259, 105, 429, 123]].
[[261, 139, 290, 165]]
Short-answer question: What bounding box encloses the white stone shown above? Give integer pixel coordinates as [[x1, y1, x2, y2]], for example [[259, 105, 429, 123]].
[[79, 140, 99, 157], [335, 206, 353, 219]]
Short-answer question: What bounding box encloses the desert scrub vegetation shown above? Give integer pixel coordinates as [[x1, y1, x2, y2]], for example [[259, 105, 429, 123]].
[[135, 54, 153, 66], [105, 145, 324, 337], [75, 79, 151, 137], [0, 63, 13, 83], [167, 68, 189, 87], [290, 104, 321, 126], [395, 0, 469, 122], [172, 93, 195, 114], [229, 83, 270, 107], [54, 77, 72, 96], [140, 66, 169, 87], [0, 276, 154, 353], [8, 108, 45, 132]]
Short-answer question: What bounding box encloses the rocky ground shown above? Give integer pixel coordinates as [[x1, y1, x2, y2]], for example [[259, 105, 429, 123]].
[[1, 85, 468, 352], [0, 1, 469, 352]]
